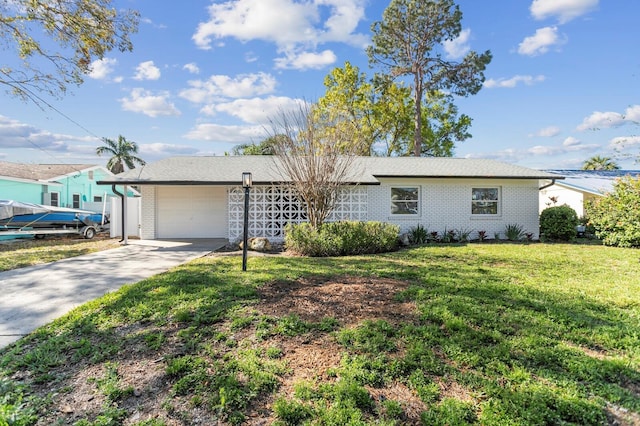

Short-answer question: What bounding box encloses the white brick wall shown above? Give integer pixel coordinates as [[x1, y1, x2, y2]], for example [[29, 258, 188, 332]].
[[367, 178, 541, 240], [140, 186, 156, 239], [139, 179, 542, 241]]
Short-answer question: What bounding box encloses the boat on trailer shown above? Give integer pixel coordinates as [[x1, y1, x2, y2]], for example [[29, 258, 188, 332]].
[[0, 199, 109, 239]]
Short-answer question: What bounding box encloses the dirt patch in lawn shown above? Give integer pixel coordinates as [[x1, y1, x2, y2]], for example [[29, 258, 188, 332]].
[[21, 275, 434, 425]]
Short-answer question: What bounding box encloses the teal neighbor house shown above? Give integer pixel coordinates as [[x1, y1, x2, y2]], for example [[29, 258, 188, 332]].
[[0, 161, 122, 210]]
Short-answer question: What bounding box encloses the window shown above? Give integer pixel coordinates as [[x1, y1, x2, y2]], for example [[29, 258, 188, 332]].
[[391, 187, 419, 215], [472, 188, 499, 215], [93, 195, 103, 202], [72, 193, 81, 209], [49, 192, 59, 207]]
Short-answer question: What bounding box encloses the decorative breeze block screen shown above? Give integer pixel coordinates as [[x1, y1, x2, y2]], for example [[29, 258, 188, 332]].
[[228, 185, 368, 241]]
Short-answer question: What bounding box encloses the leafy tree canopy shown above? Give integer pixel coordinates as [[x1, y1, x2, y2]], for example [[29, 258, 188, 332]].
[[96, 135, 145, 174], [586, 176, 640, 247], [316, 61, 471, 157], [367, 0, 491, 156], [1, 0, 139, 104], [581, 155, 620, 171], [231, 136, 283, 155]]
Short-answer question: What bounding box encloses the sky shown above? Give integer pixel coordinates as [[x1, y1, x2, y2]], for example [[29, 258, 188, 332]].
[[1, 0, 639, 171]]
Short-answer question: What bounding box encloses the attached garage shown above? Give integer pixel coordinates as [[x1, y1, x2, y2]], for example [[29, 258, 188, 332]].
[[156, 186, 227, 238]]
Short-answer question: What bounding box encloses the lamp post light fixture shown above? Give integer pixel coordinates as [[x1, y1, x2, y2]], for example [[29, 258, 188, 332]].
[[242, 172, 252, 272]]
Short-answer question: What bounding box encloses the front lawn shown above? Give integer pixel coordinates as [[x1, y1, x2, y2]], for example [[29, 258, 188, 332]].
[[1, 243, 639, 425], [0, 237, 120, 272]]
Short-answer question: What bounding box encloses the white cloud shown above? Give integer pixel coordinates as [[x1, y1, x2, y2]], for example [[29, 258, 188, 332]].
[[518, 26, 565, 56], [211, 96, 304, 123], [530, 0, 598, 24], [609, 135, 640, 150], [484, 75, 545, 89], [183, 123, 266, 142], [443, 29, 471, 59], [140, 143, 200, 156], [274, 49, 337, 70], [88, 58, 118, 80], [192, 0, 368, 50], [183, 63, 200, 74], [576, 105, 640, 131], [133, 61, 161, 81], [531, 126, 561, 138], [563, 136, 581, 146], [179, 72, 277, 103], [120, 88, 181, 117], [0, 115, 96, 153]]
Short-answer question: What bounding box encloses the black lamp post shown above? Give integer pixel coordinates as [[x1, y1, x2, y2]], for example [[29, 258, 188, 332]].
[[242, 172, 252, 272]]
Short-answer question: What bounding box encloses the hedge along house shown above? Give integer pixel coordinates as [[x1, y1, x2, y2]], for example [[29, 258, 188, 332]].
[[98, 156, 563, 242]]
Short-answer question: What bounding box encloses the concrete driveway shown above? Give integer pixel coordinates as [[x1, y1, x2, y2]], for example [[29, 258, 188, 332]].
[[0, 239, 226, 349]]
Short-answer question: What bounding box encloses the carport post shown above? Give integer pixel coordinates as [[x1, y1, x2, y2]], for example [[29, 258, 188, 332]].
[[242, 172, 252, 271], [123, 185, 128, 245]]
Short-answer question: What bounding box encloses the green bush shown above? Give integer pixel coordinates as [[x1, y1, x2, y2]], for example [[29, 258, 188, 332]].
[[586, 176, 640, 247], [284, 221, 399, 257], [540, 205, 578, 241]]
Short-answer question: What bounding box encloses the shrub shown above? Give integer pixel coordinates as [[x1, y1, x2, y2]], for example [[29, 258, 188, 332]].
[[586, 176, 640, 247], [408, 224, 429, 244], [284, 221, 399, 256], [540, 205, 578, 241], [504, 223, 526, 241]]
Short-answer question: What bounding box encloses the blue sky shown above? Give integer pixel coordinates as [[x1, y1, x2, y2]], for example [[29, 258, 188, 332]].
[[1, 0, 639, 170]]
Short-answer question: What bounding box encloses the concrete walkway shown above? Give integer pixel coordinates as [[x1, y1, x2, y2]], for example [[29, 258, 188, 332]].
[[0, 239, 226, 349]]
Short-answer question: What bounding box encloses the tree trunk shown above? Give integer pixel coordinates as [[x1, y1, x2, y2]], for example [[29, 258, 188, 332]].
[[413, 72, 423, 157]]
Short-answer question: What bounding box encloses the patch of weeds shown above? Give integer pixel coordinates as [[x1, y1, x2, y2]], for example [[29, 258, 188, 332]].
[[74, 404, 128, 426], [89, 362, 134, 402], [407, 370, 440, 404], [379, 399, 404, 421], [421, 398, 477, 425], [321, 378, 374, 411], [259, 314, 339, 339], [228, 307, 260, 331], [143, 331, 166, 351], [266, 346, 283, 359], [336, 320, 397, 353], [272, 397, 314, 425], [340, 354, 398, 387], [0, 378, 38, 426], [131, 420, 167, 426]]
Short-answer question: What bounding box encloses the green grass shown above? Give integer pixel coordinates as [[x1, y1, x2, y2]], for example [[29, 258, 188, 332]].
[[0, 237, 120, 271], [1, 243, 639, 425]]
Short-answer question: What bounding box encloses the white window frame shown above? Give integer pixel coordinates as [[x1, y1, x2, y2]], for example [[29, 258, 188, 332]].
[[471, 187, 500, 216], [390, 187, 420, 216]]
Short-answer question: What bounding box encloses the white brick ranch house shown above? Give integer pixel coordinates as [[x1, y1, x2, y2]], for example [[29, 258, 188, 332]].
[[98, 156, 562, 242]]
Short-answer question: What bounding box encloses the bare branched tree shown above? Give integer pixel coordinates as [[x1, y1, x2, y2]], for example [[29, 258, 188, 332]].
[[268, 101, 362, 229]]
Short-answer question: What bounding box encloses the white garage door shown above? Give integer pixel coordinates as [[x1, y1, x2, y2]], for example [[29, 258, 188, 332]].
[[157, 186, 227, 238]]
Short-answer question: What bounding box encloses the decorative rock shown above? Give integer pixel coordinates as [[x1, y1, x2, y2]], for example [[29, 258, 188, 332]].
[[239, 237, 272, 252], [399, 233, 411, 246]]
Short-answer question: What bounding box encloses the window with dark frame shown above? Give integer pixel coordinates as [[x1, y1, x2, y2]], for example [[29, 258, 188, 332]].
[[72, 193, 81, 209], [50, 192, 59, 207], [472, 187, 499, 215]]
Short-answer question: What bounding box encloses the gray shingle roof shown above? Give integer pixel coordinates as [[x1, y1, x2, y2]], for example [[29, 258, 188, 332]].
[[97, 156, 563, 185], [0, 161, 97, 181]]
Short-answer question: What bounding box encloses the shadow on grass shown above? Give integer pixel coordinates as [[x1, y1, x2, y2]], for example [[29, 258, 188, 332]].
[[1, 245, 638, 425]]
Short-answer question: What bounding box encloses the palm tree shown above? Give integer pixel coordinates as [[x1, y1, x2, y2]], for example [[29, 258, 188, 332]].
[[96, 135, 146, 174], [581, 155, 620, 171]]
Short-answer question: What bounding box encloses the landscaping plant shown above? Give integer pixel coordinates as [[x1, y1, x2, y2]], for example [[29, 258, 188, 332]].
[[586, 176, 640, 247], [540, 205, 579, 241]]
